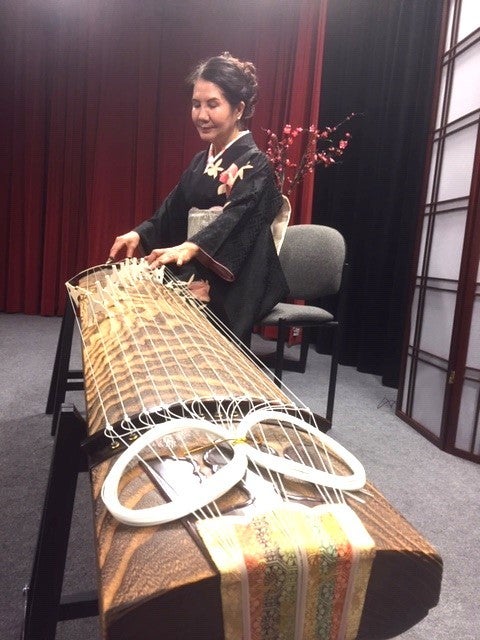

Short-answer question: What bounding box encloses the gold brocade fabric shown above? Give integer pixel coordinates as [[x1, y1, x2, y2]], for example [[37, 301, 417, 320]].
[[196, 503, 375, 640]]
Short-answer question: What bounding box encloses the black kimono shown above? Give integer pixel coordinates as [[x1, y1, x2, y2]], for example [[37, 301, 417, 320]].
[[135, 132, 289, 342]]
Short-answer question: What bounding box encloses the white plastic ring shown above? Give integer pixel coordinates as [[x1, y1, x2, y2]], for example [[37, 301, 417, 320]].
[[237, 409, 366, 491], [101, 418, 247, 526]]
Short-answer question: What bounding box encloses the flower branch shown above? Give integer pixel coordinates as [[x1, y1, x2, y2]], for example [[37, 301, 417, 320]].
[[264, 113, 358, 196]]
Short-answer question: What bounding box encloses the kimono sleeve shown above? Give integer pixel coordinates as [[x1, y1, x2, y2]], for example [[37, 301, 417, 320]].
[[134, 182, 189, 254]]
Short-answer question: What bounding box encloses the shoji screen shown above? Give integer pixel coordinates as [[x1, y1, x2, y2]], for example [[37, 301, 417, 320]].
[[397, 0, 480, 462]]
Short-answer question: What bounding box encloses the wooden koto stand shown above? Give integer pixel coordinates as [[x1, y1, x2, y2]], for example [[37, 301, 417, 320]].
[[23, 263, 442, 639]]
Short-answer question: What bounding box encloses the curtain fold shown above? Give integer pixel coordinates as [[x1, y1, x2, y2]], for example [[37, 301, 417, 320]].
[[313, 0, 444, 387], [0, 0, 326, 316]]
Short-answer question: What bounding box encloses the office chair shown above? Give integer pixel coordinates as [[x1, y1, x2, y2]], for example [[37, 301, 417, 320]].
[[259, 224, 348, 425]]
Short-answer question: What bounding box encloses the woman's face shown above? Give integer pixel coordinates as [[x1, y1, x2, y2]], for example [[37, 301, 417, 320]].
[[192, 79, 245, 154]]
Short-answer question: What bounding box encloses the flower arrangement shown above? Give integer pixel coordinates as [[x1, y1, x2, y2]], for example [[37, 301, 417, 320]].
[[264, 113, 357, 196]]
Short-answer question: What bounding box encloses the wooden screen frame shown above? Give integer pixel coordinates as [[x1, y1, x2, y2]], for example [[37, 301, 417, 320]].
[[397, 0, 480, 463]]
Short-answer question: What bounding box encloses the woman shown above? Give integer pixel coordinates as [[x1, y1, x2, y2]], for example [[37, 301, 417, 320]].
[[108, 53, 288, 343]]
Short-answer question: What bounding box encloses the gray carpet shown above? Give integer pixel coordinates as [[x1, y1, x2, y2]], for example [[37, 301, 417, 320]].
[[1, 312, 479, 639]]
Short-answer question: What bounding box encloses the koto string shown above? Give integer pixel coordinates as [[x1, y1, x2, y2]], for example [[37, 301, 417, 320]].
[[70, 272, 179, 486], [110, 262, 205, 422], [94, 278, 156, 429], [146, 262, 339, 447], [69, 263, 259, 524], [189, 307, 348, 502], [139, 271, 243, 418], [72, 264, 247, 523], [156, 266, 287, 417], [67, 294, 115, 437], [112, 266, 220, 424], [84, 265, 174, 435], [156, 273, 359, 503], [124, 260, 284, 470], [70, 267, 190, 481], [102, 267, 173, 420], [80, 262, 352, 508], [124, 261, 274, 427], [69, 286, 181, 499], [71, 260, 364, 520], [127, 268, 342, 501], [155, 266, 297, 407], [67, 259, 367, 526], [77, 262, 223, 428], [68, 283, 132, 438]]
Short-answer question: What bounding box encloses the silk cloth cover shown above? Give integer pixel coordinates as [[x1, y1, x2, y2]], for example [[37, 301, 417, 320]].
[[135, 133, 289, 340], [197, 503, 375, 640]]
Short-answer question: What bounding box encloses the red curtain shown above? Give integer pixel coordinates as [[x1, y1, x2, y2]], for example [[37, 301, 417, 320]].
[[0, 0, 327, 315]]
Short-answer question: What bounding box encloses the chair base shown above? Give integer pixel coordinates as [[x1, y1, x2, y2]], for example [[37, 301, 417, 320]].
[[257, 351, 307, 374], [256, 321, 339, 427]]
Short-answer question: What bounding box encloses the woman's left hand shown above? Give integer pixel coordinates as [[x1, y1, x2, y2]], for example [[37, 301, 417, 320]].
[[146, 242, 199, 268]]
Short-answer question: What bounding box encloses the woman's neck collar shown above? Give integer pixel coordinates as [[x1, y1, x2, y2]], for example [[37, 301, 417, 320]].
[[208, 130, 250, 163]]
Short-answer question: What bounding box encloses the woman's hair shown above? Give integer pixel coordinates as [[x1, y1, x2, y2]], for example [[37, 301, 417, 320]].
[[187, 52, 258, 127]]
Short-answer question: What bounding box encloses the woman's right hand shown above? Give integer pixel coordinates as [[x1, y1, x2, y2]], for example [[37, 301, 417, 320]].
[[108, 231, 141, 261]]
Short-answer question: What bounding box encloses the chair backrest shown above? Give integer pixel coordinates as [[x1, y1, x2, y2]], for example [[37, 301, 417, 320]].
[[278, 224, 346, 300]]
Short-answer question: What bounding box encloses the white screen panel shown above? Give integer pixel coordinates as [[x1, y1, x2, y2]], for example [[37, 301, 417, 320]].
[[401, 354, 413, 414], [436, 68, 447, 130], [411, 361, 446, 437], [456, 379, 479, 454], [419, 288, 456, 360], [465, 296, 480, 369], [428, 210, 467, 279], [437, 126, 477, 201], [426, 140, 439, 202], [446, 1, 456, 50], [448, 41, 480, 122], [417, 216, 429, 277], [409, 287, 420, 346], [458, 0, 480, 42]]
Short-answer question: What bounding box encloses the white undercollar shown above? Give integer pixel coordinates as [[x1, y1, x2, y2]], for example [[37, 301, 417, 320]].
[[206, 130, 250, 166]]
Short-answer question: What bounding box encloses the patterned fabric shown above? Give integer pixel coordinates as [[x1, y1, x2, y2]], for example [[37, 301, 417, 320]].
[[187, 206, 223, 238], [196, 503, 375, 640]]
